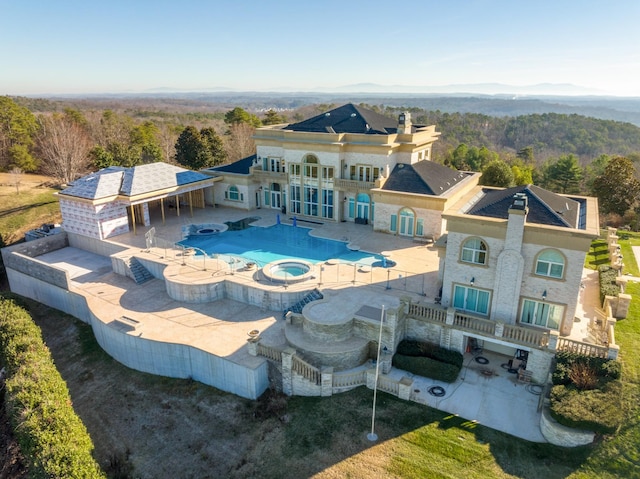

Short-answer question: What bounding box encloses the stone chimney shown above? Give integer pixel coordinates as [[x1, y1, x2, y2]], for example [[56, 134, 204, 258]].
[[505, 193, 528, 250], [397, 112, 412, 134]]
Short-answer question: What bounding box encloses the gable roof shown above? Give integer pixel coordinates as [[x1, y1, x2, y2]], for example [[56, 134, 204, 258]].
[[60, 163, 213, 200], [285, 103, 401, 135], [382, 161, 470, 196], [466, 184, 581, 228]]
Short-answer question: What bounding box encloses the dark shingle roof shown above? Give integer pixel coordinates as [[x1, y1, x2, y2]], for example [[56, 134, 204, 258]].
[[466, 184, 581, 228], [382, 161, 470, 196], [208, 154, 255, 175], [285, 103, 401, 135]]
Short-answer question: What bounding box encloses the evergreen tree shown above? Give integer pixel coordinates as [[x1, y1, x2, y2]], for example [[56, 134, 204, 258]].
[[541, 155, 583, 194], [592, 156, 640, 215], [479, 159, 514, 187]]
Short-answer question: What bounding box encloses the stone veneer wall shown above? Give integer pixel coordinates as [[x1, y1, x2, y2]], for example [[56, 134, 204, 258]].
[[540, 408, 594, 447]]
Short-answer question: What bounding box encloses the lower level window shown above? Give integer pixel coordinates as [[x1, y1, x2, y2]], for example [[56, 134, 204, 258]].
[[520, 299, 563, 329], [453, 285, 490, 315]]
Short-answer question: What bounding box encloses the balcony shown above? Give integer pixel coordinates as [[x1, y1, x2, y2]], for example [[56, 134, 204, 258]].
[[333, 178, 375, 192], [250, 166, 288, 182]]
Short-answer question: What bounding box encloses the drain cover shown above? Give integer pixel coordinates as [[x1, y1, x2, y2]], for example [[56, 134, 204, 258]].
[[475, 356, 489, 365]]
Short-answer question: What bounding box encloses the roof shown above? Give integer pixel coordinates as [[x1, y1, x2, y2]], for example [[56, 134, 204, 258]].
[[382, 161, 470, 196], [207, 154, 255, 175], [466, 184, 581, 228], [60, 162, 213, 200], [284, 103, 403, 135]]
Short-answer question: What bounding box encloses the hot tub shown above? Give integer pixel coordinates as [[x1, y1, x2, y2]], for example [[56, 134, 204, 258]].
[[261, 260, 314, 284]]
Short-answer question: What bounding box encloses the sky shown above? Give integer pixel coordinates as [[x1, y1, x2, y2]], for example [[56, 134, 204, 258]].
[[1, 0, 639, 97]]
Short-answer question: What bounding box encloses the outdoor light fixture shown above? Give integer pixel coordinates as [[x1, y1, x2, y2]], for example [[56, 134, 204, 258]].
[[542, 290, 547, 300], [470, 277, 475, 286]]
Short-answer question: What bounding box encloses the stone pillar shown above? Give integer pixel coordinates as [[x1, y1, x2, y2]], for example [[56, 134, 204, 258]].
[[445, 307, 455, 326], [608, 344, 620, 360], [380, 350, 393, 374], [366, 368, 377, 389], [321, 367, 333, 397], [247, 338, 258, 356], [547, 330, 559, 351], [494, 321, 504, 338], [526, 349, 554, 384], [281, 347, 296, 396], [398, 377, 413, 400], [439, 328, 451, 350], [615, 294, 632, 319]]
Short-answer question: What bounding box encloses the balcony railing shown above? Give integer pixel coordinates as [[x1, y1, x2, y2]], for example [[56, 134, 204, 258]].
[[250, 166, 288, 182], [503, 324, 549, 348], [333, 178, 375, 191], [453, 312, 496, 335]]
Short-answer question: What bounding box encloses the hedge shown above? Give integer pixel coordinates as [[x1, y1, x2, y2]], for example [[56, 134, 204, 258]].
[[393, 340, 463, 382], [550, 381, 624, 434], [550, 351, 624, 433], [598, 265, 621, 304], [0, 296, 106, 479]]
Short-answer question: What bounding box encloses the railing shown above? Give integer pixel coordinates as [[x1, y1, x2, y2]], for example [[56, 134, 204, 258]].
[[250, 167, 288, 182], [454, 312, 496, 335], [292, 355, 321, 385], [503, 324, 549, 348], [377, 375, 400, 395], [408, 303, 447, 323], [332, 370, 366, 389], [557, 338, 609, 358], [333, 178, 376, 191], [256, 343, 282, 362]]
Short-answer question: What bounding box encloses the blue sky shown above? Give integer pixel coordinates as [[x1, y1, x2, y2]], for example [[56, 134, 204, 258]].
[[1, 0, 639, 96]]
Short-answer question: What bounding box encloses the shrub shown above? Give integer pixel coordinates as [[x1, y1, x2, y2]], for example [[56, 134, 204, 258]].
[[552, 351, 621, 387], [550, 381, 624, 434], [568, 362, 599, 390], [0, 296, 106, 479], [598, 265, 620, 303], [392, 355, 461, 383]]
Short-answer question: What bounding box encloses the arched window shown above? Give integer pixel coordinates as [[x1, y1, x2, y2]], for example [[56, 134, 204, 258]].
[[225, 185, 242, 201], [535, 249, 565, 279], [461, 237, 487, 265]]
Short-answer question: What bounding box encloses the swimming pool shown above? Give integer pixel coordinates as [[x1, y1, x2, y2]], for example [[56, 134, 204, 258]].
[[178, 223, 381, 267]]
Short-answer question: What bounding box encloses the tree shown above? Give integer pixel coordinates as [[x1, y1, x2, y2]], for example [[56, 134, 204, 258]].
[[511, 163, 534, 186], [130, 121, 163, 164], [37, 113, 92, 184], [592, 156, 640, 216], [0, 96, 39, 171], [262, 109, 287, 125], [516, 146, 534, 164], [479, 159, 514, 187], [10, 167, 23, 194], [224, 122, 256, 163], [224, 107, 261, 128], [541, 155, 583, 194], [174, 126, 227, 170]]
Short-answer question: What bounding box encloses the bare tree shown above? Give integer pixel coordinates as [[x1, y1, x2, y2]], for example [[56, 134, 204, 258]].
[[37, 114, 92, 184], [224, 122, 256, 163], [9, 167, 23, 194]]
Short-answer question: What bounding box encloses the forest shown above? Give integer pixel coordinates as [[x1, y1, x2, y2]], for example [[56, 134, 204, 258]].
[[2, 95, 640, 228]]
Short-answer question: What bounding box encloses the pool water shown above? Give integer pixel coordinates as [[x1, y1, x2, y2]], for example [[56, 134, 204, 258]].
[[178, 223, 380, 267]]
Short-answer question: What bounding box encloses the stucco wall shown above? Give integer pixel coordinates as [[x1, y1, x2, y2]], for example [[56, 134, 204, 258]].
[[374, 202, 444, 238]]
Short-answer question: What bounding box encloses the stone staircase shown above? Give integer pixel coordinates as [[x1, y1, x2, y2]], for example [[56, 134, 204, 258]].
[[283, 288, 323, 318], [126, 257, 154, 284]]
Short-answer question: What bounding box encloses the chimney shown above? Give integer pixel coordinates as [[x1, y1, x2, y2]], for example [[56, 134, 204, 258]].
[[505, 192, 528, 251], [398, 112, 412, 134]]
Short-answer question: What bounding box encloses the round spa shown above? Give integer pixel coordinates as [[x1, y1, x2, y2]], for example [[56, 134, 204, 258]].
[[262, 259, 314, 284]]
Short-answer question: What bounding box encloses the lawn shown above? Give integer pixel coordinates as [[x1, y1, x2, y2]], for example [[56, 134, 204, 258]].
[[0, 172, 60, 245]]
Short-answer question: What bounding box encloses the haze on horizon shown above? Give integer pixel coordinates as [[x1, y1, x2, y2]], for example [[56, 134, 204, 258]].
[[1, 0, 639, 97]]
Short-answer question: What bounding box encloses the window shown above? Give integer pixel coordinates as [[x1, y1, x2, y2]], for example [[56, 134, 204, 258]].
[[453, 285, 490, 315], [322, 167, 334, 180], [461, 238, 487, 265], [225, 186, 242, 202], [268, 158, 284, 172], [416, 219, 424, 236], [321, 189, 333, 219], [290, 185, 301, 214], [304, 186, 318, 216], [520, 299, 563, 330], [303, 155, 318, 178], [535, 250, 565, 279], [390, 214, 397, 232], [290, 164, 300, 176]]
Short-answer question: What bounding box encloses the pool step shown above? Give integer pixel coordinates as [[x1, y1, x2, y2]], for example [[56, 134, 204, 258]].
[[282, 289, 323, 318]]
